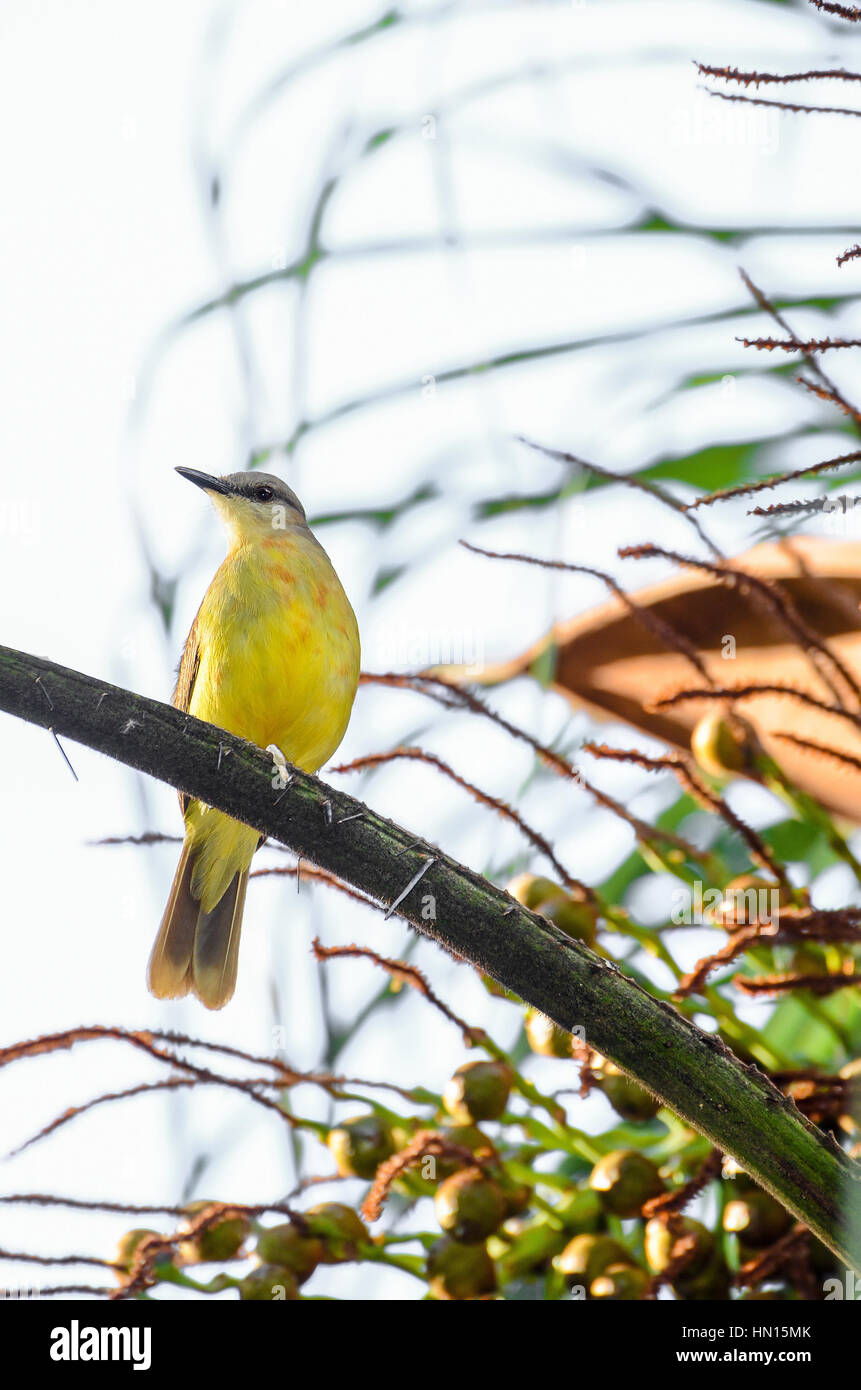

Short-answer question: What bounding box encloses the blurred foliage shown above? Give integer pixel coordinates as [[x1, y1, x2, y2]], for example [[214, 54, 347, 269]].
[[9, 0, 861, 1305], [98, 862, 859, 1301], [126, 0, 861, 1290]]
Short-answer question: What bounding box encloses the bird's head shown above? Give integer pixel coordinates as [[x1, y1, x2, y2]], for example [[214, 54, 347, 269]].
[[176, 468, 309, 545]]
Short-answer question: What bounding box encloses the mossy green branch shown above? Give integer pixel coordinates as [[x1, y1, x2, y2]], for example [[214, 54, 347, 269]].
[[0, 642, 859, 1270]]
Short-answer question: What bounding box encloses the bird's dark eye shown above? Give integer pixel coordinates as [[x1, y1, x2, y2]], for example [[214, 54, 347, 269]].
[[255, 485, 275, 502]]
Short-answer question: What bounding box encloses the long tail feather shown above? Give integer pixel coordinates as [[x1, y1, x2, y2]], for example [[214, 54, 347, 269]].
[[192, 870, 248, 1010], [149, 844, 249, 1009], [148, 841, 197, 1000]]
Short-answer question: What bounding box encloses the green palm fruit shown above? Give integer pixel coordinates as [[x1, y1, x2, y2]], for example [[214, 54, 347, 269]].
[[114, 1229, 171, 1278], [723, 1192, 792, 1248], [592, 1055, 660, 1122], [179, 1202, 250, 1263], [303, 1203, 369, 1263], [554, 1233, 630, 1288], [427, 1236, 497, 1299], [673, 1249, 731, 1301], [589, 1149, 664, 1218], [691, 711, 758, 780], [590, 1263, 649, 1300], [497, 1222, 567, 1279], [524, 1006, 571, 1058], [507, 873, 597, 945], [434, 1169, 507, 1244], [644, 1217, 715, 1277], [435, 1124, 495, 1179], [255, 1223, 325, 1285], [553, 1186, 603, 1234], [443, 1060, 513, 1124], [237, 1265, 300, 1300], [507, 874, 564, 911], [327, 1113, 395, 1180]]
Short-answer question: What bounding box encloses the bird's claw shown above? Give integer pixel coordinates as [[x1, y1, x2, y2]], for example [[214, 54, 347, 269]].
[[267, 744, 291, 790]]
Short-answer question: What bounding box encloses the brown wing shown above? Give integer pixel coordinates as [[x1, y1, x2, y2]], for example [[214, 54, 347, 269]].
[[173, 608, 202, 815]]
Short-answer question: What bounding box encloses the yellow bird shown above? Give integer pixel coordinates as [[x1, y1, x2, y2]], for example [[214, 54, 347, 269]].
[[148, 468, 361, 1009]]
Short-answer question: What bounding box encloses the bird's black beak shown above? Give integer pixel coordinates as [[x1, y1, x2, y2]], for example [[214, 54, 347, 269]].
[[175, 467, 231, 496]]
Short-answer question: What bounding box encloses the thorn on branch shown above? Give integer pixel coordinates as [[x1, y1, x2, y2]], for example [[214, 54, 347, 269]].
[[384, 855, 436, 921], [50, 729, 78, 781], [34, 675, 53, 709]]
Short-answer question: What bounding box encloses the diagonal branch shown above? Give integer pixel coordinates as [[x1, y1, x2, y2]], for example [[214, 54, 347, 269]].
[[0, 642, 859, 1270]]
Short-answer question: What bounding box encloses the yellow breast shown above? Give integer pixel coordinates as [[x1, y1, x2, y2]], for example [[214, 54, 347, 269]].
[[188, 530, 360, 773]]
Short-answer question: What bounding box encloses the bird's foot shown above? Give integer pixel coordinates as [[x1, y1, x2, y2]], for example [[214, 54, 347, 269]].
[[267, 744, 292, 791]]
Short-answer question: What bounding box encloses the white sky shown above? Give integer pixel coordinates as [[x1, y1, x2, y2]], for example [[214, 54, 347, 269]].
[[2, 0, 861, 1299]]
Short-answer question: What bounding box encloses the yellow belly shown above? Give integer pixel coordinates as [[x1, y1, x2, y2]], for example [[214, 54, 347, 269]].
[[181, 530, 360, 909], [189, 531, 360, 771]]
